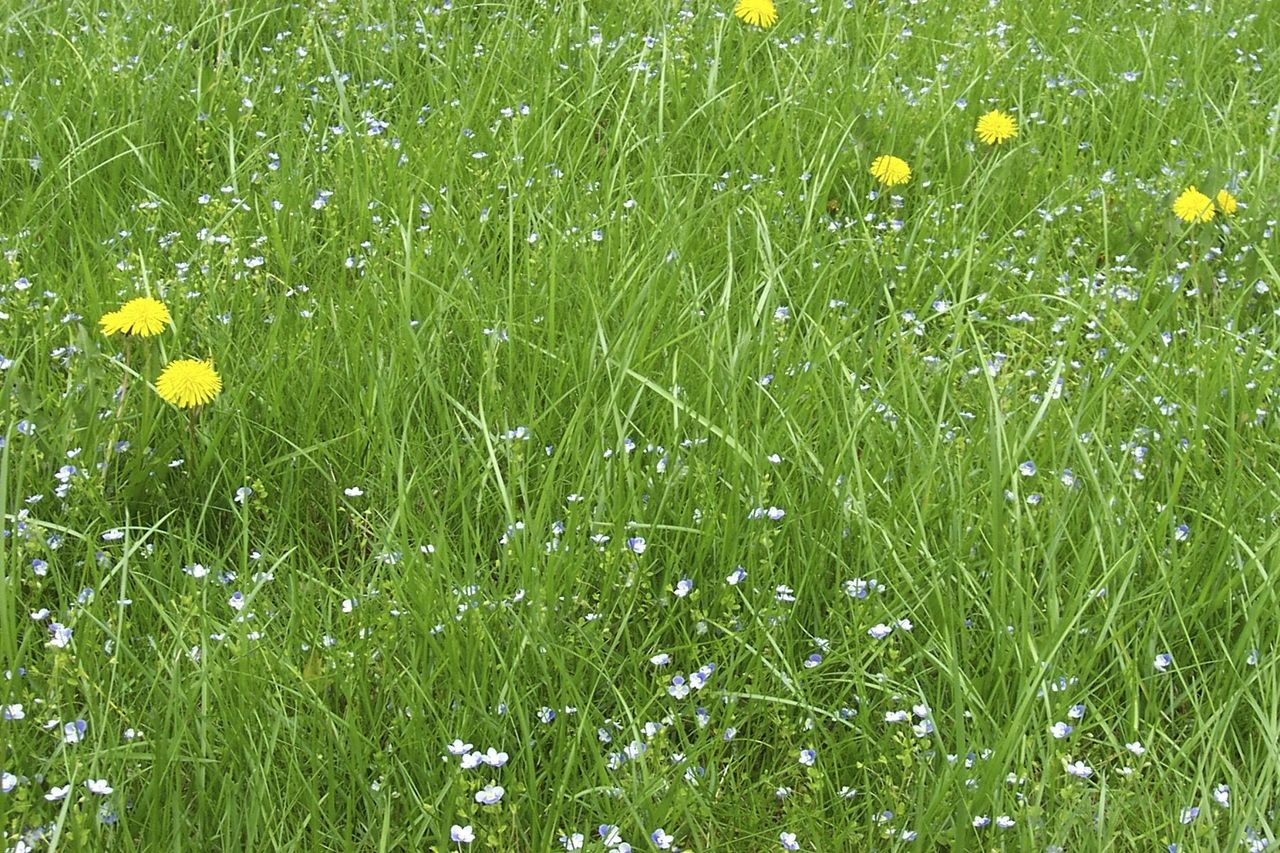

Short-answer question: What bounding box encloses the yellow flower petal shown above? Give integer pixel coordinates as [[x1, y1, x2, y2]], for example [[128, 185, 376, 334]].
[[1215, 189, 1238, 216], [870, 155, 912, 187], [1173, 186, 1215, 224], [156, 359, 223, 409], [101, 297, 171, 337], [975, 110, 1018, 145], [98, 311, 128, 336], [733, 0, 778, 28]]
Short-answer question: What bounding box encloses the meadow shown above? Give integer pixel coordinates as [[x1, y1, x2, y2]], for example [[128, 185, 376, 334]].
[[1, 0, 1278, 849]]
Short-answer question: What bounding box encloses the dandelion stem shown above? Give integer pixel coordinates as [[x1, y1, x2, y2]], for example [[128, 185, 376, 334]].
[[117, 338, 132, 415], [187, 407, 199, 457], [102, 338, 133, 493]]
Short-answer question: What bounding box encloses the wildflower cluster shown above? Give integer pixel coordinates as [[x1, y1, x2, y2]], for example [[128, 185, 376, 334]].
[[98, 296, 222, 410], [1172, 185, 1239, 223], [868, 110, 1018, 190]]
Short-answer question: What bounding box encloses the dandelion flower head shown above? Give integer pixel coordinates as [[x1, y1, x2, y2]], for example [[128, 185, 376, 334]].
[[156, 359, 222, 409], [99, 297, 171, 337], [975, 110, 1018, 145], [1215, 189, 1238, 216], [1173, 186, 1215, 223], [734, 0, 778, 28], [870, 155, 912, 187]]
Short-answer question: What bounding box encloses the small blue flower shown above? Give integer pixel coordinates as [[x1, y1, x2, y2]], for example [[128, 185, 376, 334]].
[[85, 778, 113, 795], [480, 747, 508, 767], [48, 623, 73, 648], [474, 783, 504, 805], [62, 719, 87, 744]]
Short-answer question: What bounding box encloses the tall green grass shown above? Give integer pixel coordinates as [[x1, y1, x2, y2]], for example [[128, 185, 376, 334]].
[[1, 0, 1278, 849]]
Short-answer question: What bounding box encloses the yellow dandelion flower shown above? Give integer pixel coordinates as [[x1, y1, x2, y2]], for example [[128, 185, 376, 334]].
[[156, 359, 222, 409], [1172, 186, 1215, 224], [734, 0, 778, 28], [101, 297, 171, 337], [98, 310, 128, 336], [1215, 189, 1238, 216], [975, 109, 1018, 145], [869, 155, 912, 187]]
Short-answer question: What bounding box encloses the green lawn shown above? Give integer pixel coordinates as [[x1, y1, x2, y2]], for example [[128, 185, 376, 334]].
[[1, 0, 1278, 849]]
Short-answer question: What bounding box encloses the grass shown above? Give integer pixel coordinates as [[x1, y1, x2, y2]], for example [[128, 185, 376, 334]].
[[1, 0, 1278, 849]]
